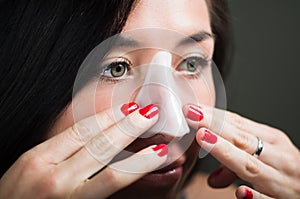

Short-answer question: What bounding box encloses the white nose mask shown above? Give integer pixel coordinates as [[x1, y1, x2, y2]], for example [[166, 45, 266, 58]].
[[136, 51, 190, 138]]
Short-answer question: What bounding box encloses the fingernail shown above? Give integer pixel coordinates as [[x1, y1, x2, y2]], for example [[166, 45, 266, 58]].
[[139, 104, 159, 119], [202, 129, 217, 144], [187, 105, 204, 121], [152, 144, 168, 157], [121, 102, 139, 116], [243, 189, 253, 199]]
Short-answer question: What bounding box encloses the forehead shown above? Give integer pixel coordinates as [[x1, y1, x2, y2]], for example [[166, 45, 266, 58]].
[[122, 0, 211, 35]]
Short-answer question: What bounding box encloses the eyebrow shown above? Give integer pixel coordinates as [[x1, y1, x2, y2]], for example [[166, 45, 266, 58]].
[[177, 31, 214, 46], [110, 36, 140, 48], [110, 30, 214, 49]]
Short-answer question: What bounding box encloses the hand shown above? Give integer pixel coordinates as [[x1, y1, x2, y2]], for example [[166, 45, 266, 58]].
[[183, 104, 300, 199], [0, 103, 167, 199]]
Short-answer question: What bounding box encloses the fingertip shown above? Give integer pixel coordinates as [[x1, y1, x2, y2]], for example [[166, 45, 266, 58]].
[[235, 187, 243, 199], [124, 105, 159, 131], [236, 185, 253, 199], [196, 128, 217, 145], [152, 144, 168, 157], [120, 102, 140, 116], [195, 127, 206, 145], [139, 104, 159, 119]]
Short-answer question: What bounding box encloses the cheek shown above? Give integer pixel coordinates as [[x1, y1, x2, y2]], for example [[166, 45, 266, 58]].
[[189, 75, 216, 107], [47, 83, 115, 137], [94, 85, 115, 112], [72, 83, 115, 122], [194, 82, 215, 106]]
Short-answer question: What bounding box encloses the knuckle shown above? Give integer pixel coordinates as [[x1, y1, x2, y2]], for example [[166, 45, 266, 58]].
[[70, 122, 91, 145], [104, 169, 121, 190], [36, 172, 63, 198], [18, 151, 43, 171], [87, 134, 114, 164], [232, 131, 252, 152], [17, 153, 64, 198], [285, 151, 300, 175], [231, 113, 245, 130], [266, 127, 287, 144], [244, 156, 260, 178], [114, 115, 145, 138], [96, 110, 114, 130], [219, 142, 233, 162], [89, 134, 111, 152]]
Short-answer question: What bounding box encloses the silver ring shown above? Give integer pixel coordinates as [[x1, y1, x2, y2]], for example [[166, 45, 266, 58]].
[[253, 137, 264, 157]]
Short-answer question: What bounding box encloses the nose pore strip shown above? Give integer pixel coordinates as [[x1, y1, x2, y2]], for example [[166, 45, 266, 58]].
[[136, 51, 190, 138]]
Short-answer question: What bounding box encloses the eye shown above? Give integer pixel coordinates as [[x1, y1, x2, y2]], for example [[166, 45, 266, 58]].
[[100, 57, 131, 79], [110, 62, 128, 77], [176, 56, 209, 75]]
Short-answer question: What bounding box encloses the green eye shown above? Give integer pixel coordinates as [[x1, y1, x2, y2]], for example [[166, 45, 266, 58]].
[[186, 60, 197, 72], [101, 57, 131, 80], [177, 56, 209, 74], [110, 62, 127, 77]]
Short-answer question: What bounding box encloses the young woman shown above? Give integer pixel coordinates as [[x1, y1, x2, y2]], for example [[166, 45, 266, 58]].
[[0, 0, 299, 198]]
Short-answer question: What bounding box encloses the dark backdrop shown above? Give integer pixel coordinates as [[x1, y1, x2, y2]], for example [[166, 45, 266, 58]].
[[226, 0, 300, 148]]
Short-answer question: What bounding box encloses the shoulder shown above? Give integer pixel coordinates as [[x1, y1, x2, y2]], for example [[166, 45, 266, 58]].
[[182, 173, 236, 199]]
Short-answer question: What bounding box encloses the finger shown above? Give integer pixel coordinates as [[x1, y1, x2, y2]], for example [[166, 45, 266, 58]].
[[184, 104, 280, 168], [236, 185, 274, 199], [34, 102, 139, 163], [196, 128, 283, 197], [58, 104, 159, 183], [208, 165, 237, 188], [224, 110, 278, 141], [71, 144, 168, 199], [184, 104, 276, 142], [184, 104, 259, 154]]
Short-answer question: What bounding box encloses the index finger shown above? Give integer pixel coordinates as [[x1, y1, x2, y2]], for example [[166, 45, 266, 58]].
[[33, 102, 139, 164]]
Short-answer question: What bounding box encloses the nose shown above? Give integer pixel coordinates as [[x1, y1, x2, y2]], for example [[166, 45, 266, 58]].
[[135, 51, 190, 138]]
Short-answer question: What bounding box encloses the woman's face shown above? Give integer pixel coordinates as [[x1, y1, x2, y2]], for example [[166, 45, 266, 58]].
[[50, 0, 214, 197]]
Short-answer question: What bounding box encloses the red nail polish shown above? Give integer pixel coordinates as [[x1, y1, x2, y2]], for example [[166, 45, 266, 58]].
[[121, 102, 139, 116], [187, 106, 204, 121], [152, 144, 168, 157], [243, 189, 253, 199], [202, 129, 217, 144], [139, 104, 159, 119]]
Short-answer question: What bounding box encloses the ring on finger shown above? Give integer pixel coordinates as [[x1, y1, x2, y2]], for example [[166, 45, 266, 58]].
[[252, 136, 264, 158]]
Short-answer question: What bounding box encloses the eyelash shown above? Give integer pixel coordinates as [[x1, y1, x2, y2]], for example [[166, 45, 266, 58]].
[[99, 55, 210, 83], [99, 57, 132, 83]]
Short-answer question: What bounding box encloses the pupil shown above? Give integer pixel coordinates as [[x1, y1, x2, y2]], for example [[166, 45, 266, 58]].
[[116, 65, 122, 72], [111, 63, 126, 77], [188, 62, 195, 70]]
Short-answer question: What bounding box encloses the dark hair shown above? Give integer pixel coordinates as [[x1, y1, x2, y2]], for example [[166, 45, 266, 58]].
[[0, 0, 231, 177], [207, 0, 233, 76]]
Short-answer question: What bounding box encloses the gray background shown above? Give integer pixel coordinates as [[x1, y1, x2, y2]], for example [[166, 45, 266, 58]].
[[226, 0, 300, 148]]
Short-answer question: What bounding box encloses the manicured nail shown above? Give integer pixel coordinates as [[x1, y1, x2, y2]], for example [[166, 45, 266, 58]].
[[139, 104, 159, 119], [243, 189, 253, 199], [202, 129, 217, 144], [187, 105, 204, 121], [152, 144, 168, 157], [121, 102, 139, 116]]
